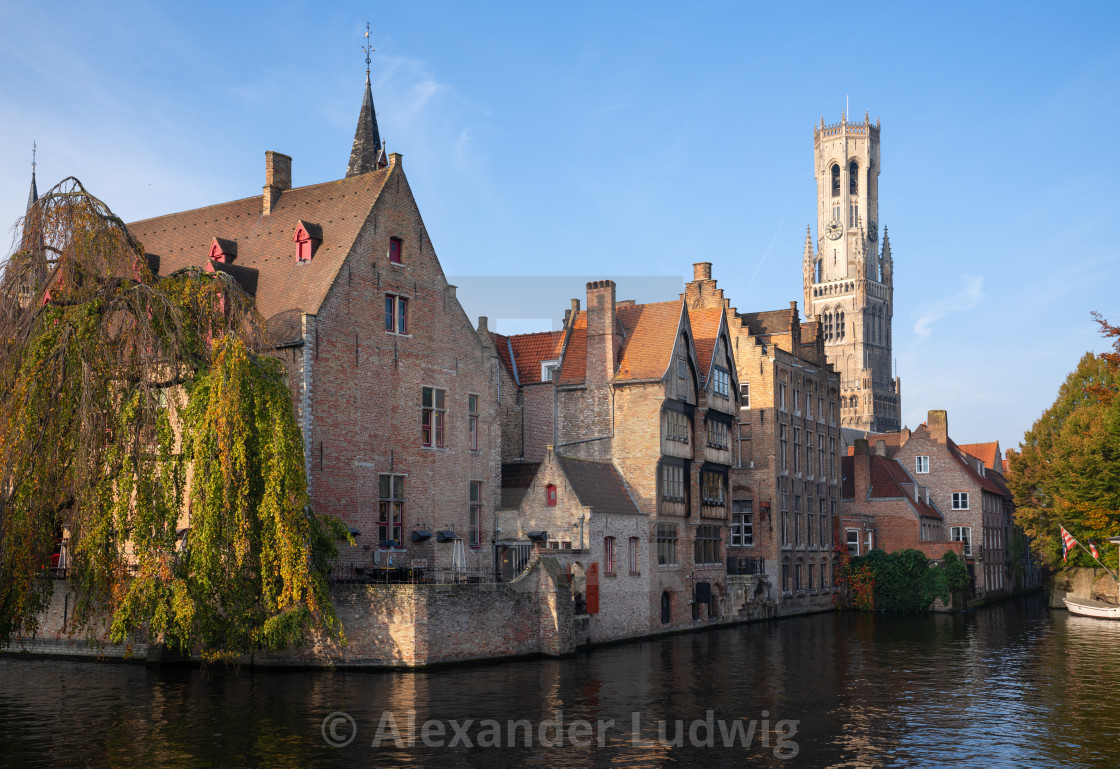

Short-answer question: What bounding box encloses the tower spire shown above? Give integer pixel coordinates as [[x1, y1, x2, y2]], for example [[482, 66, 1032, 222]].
[[346, 22, 386, 178], [26, 141, 38, 212]]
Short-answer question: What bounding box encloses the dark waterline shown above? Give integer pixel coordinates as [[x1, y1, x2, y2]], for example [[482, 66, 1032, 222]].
[[2, 594, 1119, 768]]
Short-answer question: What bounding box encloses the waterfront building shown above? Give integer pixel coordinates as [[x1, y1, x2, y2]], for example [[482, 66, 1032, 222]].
[[127, 66, 503, 575], [803, 112, 901, 431]]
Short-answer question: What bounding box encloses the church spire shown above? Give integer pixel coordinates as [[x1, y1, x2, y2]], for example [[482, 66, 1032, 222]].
[[346, 22, 386, 178], [26, 141, 38, 212]]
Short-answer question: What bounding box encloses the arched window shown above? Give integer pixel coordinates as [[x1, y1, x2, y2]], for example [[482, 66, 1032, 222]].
[[823, 311, 832, 342], [814, 259, 822, 284], [837, 310, 846, 340], [831, 164, 840, 197], [851, 395, 859, 409], [849, 160, 859, 195]]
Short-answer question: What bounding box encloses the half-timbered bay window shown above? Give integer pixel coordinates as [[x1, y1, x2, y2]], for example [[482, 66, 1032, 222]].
[[664, 409, 690, 443], [695, 525, 722, 564], [661, 464, 684, 502], [378, 474, 405, 544], [705, 419, 729, 450], [701, 469, 726, 508], [657, 522, 678, 566], [421, 387, 446, 447], [711, 367, 730, 397]]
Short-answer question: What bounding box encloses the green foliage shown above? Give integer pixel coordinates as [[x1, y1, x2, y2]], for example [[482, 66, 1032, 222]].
[[838, 548, 969, 613], [0, 178, 343, 659], [1007, 320, 1120, 572]]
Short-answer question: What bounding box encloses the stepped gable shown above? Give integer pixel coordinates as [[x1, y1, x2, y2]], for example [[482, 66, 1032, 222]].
[[127, 168, 392, 342]]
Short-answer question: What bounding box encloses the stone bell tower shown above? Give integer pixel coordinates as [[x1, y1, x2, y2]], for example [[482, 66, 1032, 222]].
[[802, 111, 901, 431]]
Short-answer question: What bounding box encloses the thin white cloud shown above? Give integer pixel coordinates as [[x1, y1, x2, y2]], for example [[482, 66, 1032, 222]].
[[913, 275, 984, 340]]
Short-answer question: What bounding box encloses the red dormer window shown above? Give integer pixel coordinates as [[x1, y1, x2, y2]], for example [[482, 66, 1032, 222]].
[[208, 238, 236, 264], [389, 237, 403, 264], [546, 484, 557, 507], [293, 221, 321, 263]]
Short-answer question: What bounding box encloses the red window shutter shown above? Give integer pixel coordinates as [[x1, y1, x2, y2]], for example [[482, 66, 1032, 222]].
[[546, 485, 557, 507], [389, 237, 402, 264]]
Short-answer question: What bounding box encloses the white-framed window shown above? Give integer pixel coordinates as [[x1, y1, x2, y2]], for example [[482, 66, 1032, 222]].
[[952, 526, 972, 556], [952, 492, 970, 510], [846, 528, 859, 556], [915, 455, 929, 474], [793, 387, 801, 414], [779, 384, 788, 411], [779, 424, 788, 472], [711, 367, 730, 397], [739, 383, 750, 409], [540, 359, 559, 382], [731, 500, 753, 546], [384, 294, 409, 334], [378, 474, 405, 544]]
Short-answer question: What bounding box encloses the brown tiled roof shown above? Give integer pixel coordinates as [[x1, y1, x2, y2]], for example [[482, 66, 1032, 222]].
[[507, 330, 565, 385], [500, 462, 541, 509], [556, 455, 640, 515], [556, 313, 587, 386], [869, 455, 942, 520], [128, 168, 393, 343], [958, 442, 1001, 471], [490, 332, 515, 380], [947, 438, 1007, 495], [614, 300, 683, 381], [689, 307, 724, 382]]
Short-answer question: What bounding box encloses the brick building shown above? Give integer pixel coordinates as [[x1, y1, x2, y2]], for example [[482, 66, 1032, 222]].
[[127, 69, 502, 574]]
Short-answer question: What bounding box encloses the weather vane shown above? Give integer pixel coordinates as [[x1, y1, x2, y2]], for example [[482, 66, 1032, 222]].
[[363, 22, 374, 76]]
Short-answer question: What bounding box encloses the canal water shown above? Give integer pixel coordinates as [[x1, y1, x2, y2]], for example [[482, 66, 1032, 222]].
[[2, 594, 1118, 768]]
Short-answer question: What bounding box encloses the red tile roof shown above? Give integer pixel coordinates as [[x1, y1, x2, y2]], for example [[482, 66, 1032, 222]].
[[508, 330, 565, 385], [958, 441, 1001, 471], [128, 168, 393, 343], [843, 455, 943, 520], [557, 300, 685, 385], [689, 307, 725, 383], [948, 439, 1007, 496], [556, 313, 587, 386]]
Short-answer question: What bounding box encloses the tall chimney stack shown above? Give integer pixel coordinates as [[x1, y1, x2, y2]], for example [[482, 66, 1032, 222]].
[[263, 151, 292, 216], [585, 280, 617, 385], [927, 409, 949, 444]]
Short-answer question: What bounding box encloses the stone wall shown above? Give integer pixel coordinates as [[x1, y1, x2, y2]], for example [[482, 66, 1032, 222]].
[[1049, 567, 1120, 608]]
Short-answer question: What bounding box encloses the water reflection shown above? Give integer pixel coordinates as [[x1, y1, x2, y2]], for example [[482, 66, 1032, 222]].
[[1, 595, 1119, 767]]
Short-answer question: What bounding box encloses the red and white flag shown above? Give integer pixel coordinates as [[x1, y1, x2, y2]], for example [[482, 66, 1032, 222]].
[[1060, 526, 1078, 563], [1090, 541, 1100, 560]]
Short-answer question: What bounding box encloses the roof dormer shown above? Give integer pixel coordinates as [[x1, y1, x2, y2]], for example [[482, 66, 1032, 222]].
[[293, 220, 322, 263], [208, 237, 237, 263]]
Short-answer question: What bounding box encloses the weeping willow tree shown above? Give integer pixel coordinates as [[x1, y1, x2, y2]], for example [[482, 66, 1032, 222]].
[[0, 178, 345, 660]]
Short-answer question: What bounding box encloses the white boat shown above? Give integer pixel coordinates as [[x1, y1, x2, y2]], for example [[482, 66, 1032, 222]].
[[1064, 595, 1120, 620]]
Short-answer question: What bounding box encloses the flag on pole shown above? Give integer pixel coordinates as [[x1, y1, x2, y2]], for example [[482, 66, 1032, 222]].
[[1090, 541, 1100, 560], [1060, 526, 1078, 562]]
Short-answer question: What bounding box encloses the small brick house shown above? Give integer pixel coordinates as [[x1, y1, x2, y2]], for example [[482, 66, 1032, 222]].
[[127, 72, 502, 574]]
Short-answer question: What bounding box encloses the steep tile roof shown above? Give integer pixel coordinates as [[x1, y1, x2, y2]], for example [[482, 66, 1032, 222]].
[[689, 307, 725, 382], [556, 313, 587, 386], [506, 330, 565, 385], [869, 455, 942, 520], [947, 438, 1007, 496], [958, 441, 1001, 471], [128, 168, 393, 343], [500, 462, 541, 509], [556, 300, 685, 385], [555, 455, 641, 515]]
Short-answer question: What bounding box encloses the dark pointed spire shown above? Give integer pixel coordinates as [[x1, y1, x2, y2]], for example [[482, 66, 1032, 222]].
[[346, 23, 385, 178], [26, 141, 38, 212]]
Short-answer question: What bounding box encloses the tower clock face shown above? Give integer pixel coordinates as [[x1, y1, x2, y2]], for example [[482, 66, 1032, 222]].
[[868, 221, 878, 241], [826, 219, 844, 240]]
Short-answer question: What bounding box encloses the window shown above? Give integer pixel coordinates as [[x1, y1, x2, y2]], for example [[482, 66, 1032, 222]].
[[421, 387, 446, 447], [846, 529, 859, 556], [468, 394, 479, 451], [388, 236, 403, 264], [469, 481, 482, 547], [820, 501, 829, 545], [677, 358, 687, 379], [794, 495, 802, 545], [661, 464, 685, 503], [837, 310, 845, 340], [952, 492, 970, 510], [546, 484, 557, 507], [831, 164, 840, 197], [701, 470, 725, 507], [664, 410, 690, 443], [805, 391, 812, 420], [806, 431, 813, 476], [793, 388, 801, 414], [695, 525, 721, 564], [629, 537, 640, 575], [782, 562, 791, 592], [916, 456, 929, 474], [712, 367, 730, 397], [830, 438, 837, 476], [378, 474, 405, 544], [385, 294, 408, 334], [657, 523, 678, 566], [818, 435, 825, 480], [952, 526, 972, 556], [806, 498, 814, 546], [706, 420, 729, 450], [604, 536, 616, 576], [737, 423, 753, 469], [795, 561, 803, 591], [731, 500, 753, 546], [808, 563, 814, 590], [739, 383, 750, 409], [540, 359, 559, 382], [779, 384, 788, 411], [793, 428, 801, 473], [849, 160, 859, 195], [779, 424, 788, 472]]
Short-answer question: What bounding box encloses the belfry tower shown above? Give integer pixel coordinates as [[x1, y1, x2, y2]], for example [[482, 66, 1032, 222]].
[[803, 111, 901, 431]]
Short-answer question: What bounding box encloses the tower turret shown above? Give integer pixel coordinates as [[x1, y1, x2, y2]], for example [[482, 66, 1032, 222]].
[[346, 23, 387, 178]]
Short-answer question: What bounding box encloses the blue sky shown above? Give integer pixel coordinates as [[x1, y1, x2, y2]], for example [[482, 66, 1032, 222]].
[[2, 1, 1118, 453]]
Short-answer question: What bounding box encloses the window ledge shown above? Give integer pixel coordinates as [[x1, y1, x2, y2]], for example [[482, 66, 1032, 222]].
[[628, 571, 641, 577], [386, 331, 413, 338]]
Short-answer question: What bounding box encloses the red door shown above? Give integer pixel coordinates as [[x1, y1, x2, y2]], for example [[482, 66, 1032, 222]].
[[586, 562, 600, 615]]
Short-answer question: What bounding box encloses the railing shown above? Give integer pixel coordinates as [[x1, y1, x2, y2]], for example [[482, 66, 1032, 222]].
[[727, 556, 766, 575], [328, 563, 495, 585]]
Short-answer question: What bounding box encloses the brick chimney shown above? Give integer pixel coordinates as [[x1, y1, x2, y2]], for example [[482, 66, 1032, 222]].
[[693, 262, 712, 281], [585, 280, 617, 385], [852, 439, 871, 499], [927, 410, 949, 444], [263, 151, 292, 216]]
